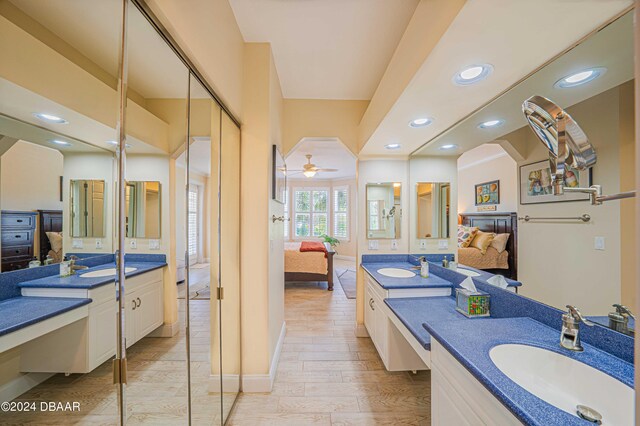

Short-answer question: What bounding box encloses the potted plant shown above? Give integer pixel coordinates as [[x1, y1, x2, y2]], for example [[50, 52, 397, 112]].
[[320, 234, 340, 252]]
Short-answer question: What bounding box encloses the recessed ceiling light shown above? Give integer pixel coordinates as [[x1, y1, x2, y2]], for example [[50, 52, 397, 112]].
[[385, 143, 401, 150], [554, 67, 606, 88], [439, 144, 458, 151], [33, 113, 68, 124], [478, 119, 504, 129], [409, 117, 433, 128], [453, 64, 493, 86], [49, 139, 72, 147]]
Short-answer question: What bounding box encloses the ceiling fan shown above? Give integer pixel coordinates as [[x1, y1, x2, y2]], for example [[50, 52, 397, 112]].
[[288, 154, 338, 178]]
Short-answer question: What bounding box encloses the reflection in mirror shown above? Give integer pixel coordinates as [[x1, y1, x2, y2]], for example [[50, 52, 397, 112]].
[[411, 11, 635, 336], [70, 179, 106, 238], [0, 0, 122, 422], [416, 182, 450, 239], [366, 183, 401, 239], [125, 181, 161, 238]]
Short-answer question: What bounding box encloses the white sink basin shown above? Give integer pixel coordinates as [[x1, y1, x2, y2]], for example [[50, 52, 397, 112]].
[[80, 267, 137, 278], [490, 344, 633, 424], [456, 267, 480, 277], [376, 268, 415, 278]]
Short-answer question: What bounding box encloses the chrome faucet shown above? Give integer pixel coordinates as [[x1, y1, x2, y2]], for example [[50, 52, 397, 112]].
[[608, 304, 634, 336], [560, 305, 593, 352], [68, 255, 88, 272]]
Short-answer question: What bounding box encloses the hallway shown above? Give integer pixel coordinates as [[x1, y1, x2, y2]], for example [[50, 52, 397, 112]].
[[227, 260, 431, 425]]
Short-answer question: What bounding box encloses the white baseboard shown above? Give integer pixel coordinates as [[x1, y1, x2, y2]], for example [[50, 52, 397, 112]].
[[148, 321, 180, 338], [0, 372, 54, 402], [335, 255, 356, 262], [355, 323, 370, 338], [241, 321, 286, 393]]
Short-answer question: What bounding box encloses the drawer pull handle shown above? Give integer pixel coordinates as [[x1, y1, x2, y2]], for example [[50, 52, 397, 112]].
[[15, 250, 19, 254], [16, 219, 23, 223], [15, 235, 21, 238], [132, 300, 136, 311], [136, 297, 141, 308]]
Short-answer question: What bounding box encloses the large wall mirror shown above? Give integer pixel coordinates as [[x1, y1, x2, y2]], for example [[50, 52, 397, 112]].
[[366, 182, 401, 239], [125, 181, 161, 239], [416, 182, 450, 239], [69, 179, 106, 238], [411, 11, 635, 335]]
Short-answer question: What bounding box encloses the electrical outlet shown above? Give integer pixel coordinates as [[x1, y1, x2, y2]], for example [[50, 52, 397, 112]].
[[391, 240, 398, 250], [130, 239, 137, 249], [72, 239, 83, 249], [149, 239, 160, 250], [438, 239, 448, 250], [368, 240, 378, 250], [594, 236, 605, 250], [95, 239, 103, 249], [419, 240, 427, 250]]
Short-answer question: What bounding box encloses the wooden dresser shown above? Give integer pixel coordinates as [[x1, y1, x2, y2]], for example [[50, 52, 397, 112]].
[[1, 210, 37, 272]]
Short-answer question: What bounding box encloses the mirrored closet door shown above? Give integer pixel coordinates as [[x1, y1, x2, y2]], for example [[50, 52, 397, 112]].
[[0, 0, 123, 423]]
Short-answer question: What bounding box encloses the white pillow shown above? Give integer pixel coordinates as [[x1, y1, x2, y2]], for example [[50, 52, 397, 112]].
[[46, 231, 63, 253]]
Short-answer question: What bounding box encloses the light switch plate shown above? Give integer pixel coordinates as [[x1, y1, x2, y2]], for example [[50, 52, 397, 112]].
[[391, 240, 398, 250], [72, 239, 83, 249], [594, 236, 605, 250], [438, 239, 448, 250], [149, 239, 160, 250], [130, 239, 137, 249], [368, 240, 378, 250], [95, 239, 103, 249], [419, 240, 427, 250]]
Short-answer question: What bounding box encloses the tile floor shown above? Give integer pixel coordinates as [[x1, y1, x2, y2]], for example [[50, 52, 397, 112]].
[[226, 259, 431, 425]]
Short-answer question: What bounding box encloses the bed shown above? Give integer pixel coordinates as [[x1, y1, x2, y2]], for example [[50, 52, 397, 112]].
[[284, 242, 335, 290], [459, 212, 518, 279], [37, 210, 63, 263]]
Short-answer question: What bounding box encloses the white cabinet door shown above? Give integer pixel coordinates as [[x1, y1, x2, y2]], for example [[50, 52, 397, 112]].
[[135, 281, 163, 339], [372, 293, 388, 366], [364, 284, 375, 341], [88, 299, 117, 370], [125, 292, 136, 348]]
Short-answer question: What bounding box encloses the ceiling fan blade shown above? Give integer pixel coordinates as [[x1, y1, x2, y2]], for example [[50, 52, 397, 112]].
[[315, 168, 338, 172]]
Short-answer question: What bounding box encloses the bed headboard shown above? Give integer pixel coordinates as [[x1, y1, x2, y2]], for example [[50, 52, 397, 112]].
[[38, 210, 63, 261], [459, 212, 518, 280]]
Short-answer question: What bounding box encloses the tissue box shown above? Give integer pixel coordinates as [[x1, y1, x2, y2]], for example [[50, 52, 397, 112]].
[[455, 288, 490, 318]]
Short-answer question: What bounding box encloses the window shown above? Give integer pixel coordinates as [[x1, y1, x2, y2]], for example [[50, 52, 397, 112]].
[[188, 187, 198, 256], [294, 188, 329, 237], [333, 187, 348, 239]]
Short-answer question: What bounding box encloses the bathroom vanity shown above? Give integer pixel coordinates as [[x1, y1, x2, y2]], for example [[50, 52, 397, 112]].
[[1, 261, 165, 375]]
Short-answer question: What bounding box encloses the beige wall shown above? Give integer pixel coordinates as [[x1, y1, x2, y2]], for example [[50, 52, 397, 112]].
[[513, 85, 633, 315], [457, 147, 518, 214], [240, 43, 285, 385], [282, 99, 369, 156], [286, 177, 357, 258], [1, 141, 63, 211], [146, 0, 245, 119]]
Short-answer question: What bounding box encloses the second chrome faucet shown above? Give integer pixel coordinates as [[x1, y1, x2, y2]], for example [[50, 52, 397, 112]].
[[560, 305, 593, 352]]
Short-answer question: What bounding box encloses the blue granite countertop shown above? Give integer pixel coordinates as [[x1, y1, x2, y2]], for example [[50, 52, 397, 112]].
[[0, 297, 92, 336], [361, 262, 452, 289], [19, 262, 166, 290], [422, 316, 634, 426], [385, 296, 473, 350]]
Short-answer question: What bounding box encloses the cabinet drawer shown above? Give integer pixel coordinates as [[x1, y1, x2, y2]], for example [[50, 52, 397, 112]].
[[2, 260, 29, 271], [2, 245, 33, 259], [2, 230, 34, 246], [1, 214, 36, 229]]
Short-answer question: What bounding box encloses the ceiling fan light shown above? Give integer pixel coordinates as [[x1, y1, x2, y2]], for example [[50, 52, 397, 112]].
[[303, 170, 316, 178]]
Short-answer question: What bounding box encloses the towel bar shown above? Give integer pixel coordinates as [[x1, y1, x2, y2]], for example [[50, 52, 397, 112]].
[[518, 214, 591, 223]]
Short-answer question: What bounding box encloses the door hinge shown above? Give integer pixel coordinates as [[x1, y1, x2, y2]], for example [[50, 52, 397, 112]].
[[112, 358, 128, 384], [216, 287, 224, 300]]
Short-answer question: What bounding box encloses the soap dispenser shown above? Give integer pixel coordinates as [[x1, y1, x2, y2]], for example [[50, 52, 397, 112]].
[[420, 257, 429, 278]]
